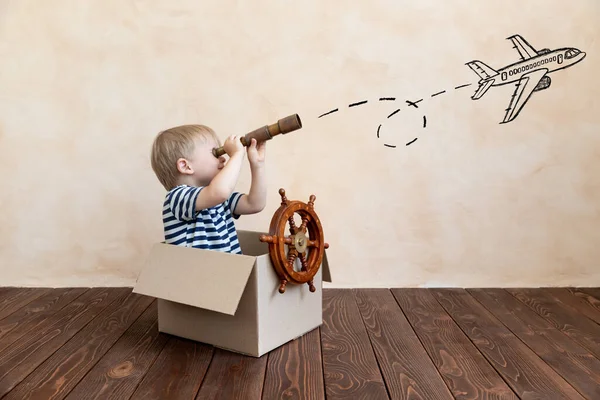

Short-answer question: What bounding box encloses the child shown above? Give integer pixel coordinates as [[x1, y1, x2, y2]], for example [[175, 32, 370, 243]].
[[150, 124, 267, 254]]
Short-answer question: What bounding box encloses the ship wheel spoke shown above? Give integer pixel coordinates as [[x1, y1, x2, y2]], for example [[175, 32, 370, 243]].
[[287, 215, 298, 235], [306, 240, 330, 249], [299, 216, 308, 233], [279, 188, 289, 206], [300, 247, 316, 292], [298, 252, 309, 272], [287, 251, 298, 268], [259, 234, 277, 244]]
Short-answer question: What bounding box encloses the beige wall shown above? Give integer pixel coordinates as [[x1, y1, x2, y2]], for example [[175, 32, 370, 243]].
[[1, 0, 599, 288]]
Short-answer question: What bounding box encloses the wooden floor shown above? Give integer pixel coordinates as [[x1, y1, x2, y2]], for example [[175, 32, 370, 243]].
[[0, 287, 599, 399]]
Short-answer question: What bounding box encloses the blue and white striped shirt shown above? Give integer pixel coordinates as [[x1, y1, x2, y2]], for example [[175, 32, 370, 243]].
[[162, 185, 243, 254]]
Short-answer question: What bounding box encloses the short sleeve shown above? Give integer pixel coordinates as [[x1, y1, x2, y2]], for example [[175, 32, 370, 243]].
[[167, 185, 203, 221], [227, 192, 243, 220]]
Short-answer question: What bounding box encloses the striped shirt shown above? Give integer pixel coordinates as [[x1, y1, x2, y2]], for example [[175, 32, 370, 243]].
[[162, 185, 243, 254]]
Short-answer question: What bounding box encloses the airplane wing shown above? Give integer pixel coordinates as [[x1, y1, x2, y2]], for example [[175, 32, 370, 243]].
[[507, 34, 538, 60], [501, 68, 548, 124]]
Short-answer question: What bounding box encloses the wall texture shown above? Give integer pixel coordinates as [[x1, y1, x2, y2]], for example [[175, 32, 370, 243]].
[[1, 0, 599, 288]]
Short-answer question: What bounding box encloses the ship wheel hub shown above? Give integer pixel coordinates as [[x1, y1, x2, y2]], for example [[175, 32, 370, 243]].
[[293, 231, 308, 253]]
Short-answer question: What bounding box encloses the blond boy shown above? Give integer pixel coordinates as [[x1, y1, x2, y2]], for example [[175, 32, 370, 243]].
[[150, 124, 266, 254]]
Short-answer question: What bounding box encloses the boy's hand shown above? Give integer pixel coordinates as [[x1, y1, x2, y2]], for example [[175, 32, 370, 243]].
[[247, 138, 266, 166], [223, 135, 244, 157]]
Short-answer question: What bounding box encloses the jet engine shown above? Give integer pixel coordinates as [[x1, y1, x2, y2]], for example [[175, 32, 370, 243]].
[[533, 76, 551, 92]]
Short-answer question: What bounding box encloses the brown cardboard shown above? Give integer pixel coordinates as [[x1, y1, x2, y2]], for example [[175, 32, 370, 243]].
[[133, 229, 331, 357], [133, 242, 256, 315]]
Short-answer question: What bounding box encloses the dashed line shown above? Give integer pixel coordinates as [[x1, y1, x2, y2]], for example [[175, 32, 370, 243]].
[[317, 80, 474, 148], [318, 81, 472, 119], [406, 99, 422, 108], [380, 108, 427, 148], [387, 109, 400, 118], [349, 100, 368, 107], [318, 108, 338, 118]]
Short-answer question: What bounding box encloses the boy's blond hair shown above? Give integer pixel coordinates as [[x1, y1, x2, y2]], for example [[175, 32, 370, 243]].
[[151, 124, 221, 191]]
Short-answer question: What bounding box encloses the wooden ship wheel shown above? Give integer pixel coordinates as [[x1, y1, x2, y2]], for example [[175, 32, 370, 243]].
[[259, 188, 329, 294]]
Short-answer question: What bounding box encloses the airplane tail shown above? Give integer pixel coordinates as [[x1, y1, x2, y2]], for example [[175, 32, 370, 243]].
[[466, 60, 498, 100], [466, 60, 498, 80]]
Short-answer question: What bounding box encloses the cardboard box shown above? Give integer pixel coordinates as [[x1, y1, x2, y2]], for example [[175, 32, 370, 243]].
[[133, 229, 331, 357]]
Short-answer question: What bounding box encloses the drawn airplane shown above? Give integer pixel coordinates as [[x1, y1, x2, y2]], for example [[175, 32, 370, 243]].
[[466, 34, 586, 123]]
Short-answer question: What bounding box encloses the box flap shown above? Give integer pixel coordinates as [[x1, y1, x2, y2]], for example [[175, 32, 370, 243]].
[[321, 249, 332, 282], [236, 229, 269, 256], [133, 243, 256, 315]]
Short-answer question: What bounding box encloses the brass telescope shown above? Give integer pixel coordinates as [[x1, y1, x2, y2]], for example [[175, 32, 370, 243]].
[[212, 114, 302, 158]]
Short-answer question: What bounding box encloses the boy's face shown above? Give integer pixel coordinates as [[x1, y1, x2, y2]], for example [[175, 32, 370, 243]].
[[180, 136, 226, 186]]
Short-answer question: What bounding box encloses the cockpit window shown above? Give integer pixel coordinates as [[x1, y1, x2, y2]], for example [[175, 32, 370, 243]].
[[565, 49, 580, 59]]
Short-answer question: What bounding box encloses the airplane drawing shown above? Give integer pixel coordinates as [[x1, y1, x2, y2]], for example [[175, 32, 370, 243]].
[[466, 34, 586, 123]]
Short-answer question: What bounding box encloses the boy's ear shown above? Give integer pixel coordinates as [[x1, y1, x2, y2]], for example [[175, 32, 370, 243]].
[[176, 158, 193, 174]]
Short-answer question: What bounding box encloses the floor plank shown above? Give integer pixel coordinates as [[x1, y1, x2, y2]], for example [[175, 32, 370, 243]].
[[392, 288, 518, 400], [0, 288, 51, 320], [321, 289, 389, 399], [354, 288, 454, 399], [0, 288, 130, 397], [195, 348, 268, 399], [0, 288, 17, 301], [262, 327, 325, 400], [0, 288, 88, 354], [431, 288, 585, 399], [4, 291, 155, 400], [64, 300, 168, 400], [507, 288, 600, 360], [560, 288, 600, 325], [129, 336, 213, 400], [469, 288, 600, 400]]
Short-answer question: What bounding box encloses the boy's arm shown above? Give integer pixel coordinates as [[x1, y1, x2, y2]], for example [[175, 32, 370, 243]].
[[195, 151, 245, 211], [234, 162, 267, 215]]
